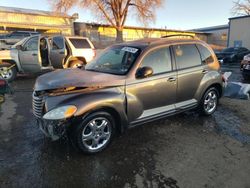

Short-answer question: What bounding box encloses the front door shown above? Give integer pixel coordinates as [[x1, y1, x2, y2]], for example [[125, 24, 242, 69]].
[[126, 46, 177, 123], [18, 35, 41, 72], [50, 36, 66, 69]]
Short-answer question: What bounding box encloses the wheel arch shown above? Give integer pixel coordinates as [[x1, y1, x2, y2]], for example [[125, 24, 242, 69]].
[[0, 60, 19, 71], [208, 83, 223, 98], [76, 105, 127, 135], [65, 56, 87, 68]]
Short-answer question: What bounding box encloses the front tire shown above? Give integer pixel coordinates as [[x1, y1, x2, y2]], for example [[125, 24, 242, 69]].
[[72, 111, 116, 154], [199, 87, 219, 116], [0, 63, 17, 82]]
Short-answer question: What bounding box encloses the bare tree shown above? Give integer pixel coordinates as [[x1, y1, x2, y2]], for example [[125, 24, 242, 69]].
[[49, 0, 164, 42], [232, 0, 250, 15]]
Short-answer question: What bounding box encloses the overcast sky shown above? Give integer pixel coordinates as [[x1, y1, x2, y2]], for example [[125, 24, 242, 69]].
[[0, 0, 235, 30]]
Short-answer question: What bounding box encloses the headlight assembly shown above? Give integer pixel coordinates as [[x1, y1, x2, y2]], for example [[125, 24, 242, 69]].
[[43, 105, 77, 120]]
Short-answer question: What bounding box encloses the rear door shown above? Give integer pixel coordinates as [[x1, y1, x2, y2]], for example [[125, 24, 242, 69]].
[[172, 44, 204, 109], [50, 36, 66, 69], [18, 35, 41, 72]]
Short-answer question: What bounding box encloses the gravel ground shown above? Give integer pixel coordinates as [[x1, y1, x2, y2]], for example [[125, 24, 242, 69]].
[[0, 65, 250, 188]]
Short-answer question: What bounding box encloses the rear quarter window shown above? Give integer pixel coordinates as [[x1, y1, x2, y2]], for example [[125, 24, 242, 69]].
[[197, 44, 214, 64], [69, 38, 91, 49], [173, 44, 201, 69]]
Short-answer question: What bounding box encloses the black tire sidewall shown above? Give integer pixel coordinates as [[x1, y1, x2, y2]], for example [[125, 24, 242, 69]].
[[200, 87, 219, 116], [72, 111, 116, 154], [0, 63, 17, 82]]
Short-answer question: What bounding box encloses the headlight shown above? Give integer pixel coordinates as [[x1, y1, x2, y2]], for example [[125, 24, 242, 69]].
[[43, 105, 77, 120]]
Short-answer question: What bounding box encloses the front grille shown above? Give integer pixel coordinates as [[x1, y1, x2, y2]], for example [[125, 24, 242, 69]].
[[32, 92, 45, 118]]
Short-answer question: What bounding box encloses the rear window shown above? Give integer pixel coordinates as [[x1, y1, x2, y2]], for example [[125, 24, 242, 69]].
[[173, 44, 201, 69], [69, 38, 91, 49]]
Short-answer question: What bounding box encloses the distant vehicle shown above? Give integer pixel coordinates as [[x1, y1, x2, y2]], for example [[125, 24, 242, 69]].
[[215, 47, 250, 64], [241, 54, 250, 80], [0, 35, 96, 81], [33, 37, 224, 154], [0, 31, 40, 49], [0, 79, 10, 103]]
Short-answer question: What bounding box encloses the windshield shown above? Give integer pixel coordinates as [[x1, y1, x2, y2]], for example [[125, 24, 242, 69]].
[[222, 48, 237, 53], [11, 37, 29, 48], [85, 46, 141, 75]]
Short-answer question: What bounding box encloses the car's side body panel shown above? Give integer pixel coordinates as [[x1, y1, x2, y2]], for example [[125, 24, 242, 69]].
[[44, 87, 129, 132]]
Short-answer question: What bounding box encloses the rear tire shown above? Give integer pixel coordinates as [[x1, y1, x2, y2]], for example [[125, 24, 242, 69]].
[[199, 87, 219, 116], [0, 63, 17, 82], [71, 111, 116, 154], [69, 60, 85, 68]]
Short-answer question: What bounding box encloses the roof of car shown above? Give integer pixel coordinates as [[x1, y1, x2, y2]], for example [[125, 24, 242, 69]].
[[121, 37, 204, 49]]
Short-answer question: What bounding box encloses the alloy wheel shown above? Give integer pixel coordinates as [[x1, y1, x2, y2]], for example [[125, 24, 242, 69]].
[[203, 90, 217, 114], [0, 67, 13, 80], [82, 117, 112, 151]]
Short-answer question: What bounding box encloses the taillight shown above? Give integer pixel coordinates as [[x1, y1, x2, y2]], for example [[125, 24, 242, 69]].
[[0, 79, 7, 87]]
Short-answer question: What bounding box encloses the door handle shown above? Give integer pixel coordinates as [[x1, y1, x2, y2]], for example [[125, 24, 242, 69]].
[[32, 53, 37, 56], [202, 69, 208, 74], [59, 51, 65, 54], [168, 77, 176, 82]]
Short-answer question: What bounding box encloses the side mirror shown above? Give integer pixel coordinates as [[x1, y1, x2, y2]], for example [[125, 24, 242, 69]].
[[16, 45, 23, 51], [136, 66, 153, 79]]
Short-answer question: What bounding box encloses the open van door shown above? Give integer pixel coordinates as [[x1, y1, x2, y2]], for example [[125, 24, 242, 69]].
[[50, 36, 67, 69]]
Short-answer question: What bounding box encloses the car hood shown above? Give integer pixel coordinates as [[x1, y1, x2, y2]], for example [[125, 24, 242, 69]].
[[34, 68, 126, 91], [0, 49, 17, 60]]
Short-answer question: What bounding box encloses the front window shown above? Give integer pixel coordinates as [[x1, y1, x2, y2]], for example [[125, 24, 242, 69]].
[[140, 47, 172, 75], [85, 46, 141, 75], [11, 37, 29, 48]]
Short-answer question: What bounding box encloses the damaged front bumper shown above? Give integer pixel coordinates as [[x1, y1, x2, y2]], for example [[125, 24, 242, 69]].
[[36, 118, 70, 141]]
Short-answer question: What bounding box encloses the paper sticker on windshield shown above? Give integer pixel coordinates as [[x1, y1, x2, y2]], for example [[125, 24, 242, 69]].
[[121, 47, 138, 53]]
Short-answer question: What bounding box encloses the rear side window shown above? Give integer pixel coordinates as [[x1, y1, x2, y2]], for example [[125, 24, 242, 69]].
[[52, 36, 64, 50], [69, 38, 91, 49], [140, 47, 172, 75], [197, 44, 214, 64], [173, 44, 201, 69]]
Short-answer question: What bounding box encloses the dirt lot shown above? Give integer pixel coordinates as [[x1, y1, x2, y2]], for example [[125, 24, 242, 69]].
[[0, 65, 250, 188]]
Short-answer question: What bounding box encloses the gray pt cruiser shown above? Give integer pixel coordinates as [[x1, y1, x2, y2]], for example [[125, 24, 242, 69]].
[[33, 37, 224, 154]]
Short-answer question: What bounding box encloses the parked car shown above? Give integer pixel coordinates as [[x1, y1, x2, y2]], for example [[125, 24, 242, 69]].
[[0, 31, 40, 49], [0, 35, 96, 81], [33, 37, 224, 154], [241, 54, 250, 80], [0, 79, 11, 103], [215, 47, 250, 64]]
